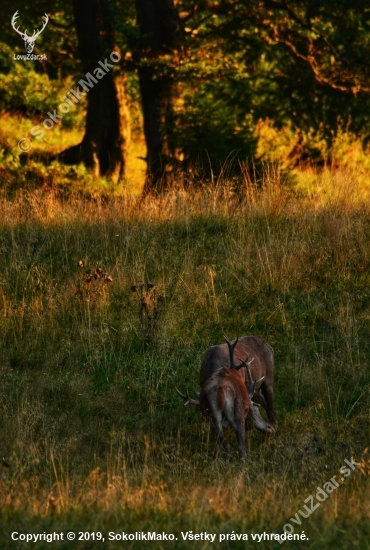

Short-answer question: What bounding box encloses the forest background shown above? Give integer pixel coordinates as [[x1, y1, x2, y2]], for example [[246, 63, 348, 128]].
[[2, 0, 370, 192], [0, 1, 369, 549]]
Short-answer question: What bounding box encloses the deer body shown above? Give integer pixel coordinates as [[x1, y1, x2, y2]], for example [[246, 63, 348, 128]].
[[200, 336, 277, 430], [176, 335, 275, 461]]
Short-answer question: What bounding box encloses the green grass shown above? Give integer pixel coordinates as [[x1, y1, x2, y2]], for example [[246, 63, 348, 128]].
[[0, 169, 369, 549]]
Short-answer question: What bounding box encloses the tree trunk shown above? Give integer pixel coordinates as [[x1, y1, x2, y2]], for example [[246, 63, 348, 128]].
[[60, 0, 130, 182], [135, 0, 184, 193]]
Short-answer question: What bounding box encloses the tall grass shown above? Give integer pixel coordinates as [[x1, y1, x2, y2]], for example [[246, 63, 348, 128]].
[[0, 166, 369, 549]]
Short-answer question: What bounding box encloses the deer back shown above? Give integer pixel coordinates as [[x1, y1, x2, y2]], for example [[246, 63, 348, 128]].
[[200, 336, 274, 388]]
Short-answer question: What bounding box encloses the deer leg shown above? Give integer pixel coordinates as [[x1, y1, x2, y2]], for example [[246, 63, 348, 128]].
[[261, 382, 277, 430], [209, 416, 229, 461], [231, 412, 247, 461]]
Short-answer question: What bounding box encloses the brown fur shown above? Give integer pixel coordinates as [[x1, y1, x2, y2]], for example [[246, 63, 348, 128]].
[[176, 335, 277, 461], [200, 336, 277, 430], [199, 367, 272, 461], [216, 386, 226, 410]]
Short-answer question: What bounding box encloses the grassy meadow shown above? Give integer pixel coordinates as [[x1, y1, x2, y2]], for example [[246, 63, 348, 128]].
[[0, 166, 369, 549]]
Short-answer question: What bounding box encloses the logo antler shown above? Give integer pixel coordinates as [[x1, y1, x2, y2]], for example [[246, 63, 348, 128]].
[[11, 11, 49, 54]]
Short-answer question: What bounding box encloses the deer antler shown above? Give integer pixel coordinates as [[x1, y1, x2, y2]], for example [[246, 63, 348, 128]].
[[175, 387, 200, 406], [238, 357, 264, 399], [223, 334, 245, 369], [235, 355, 254, 371]]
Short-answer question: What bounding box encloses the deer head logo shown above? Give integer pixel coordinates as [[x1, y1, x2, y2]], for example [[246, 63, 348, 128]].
[[11, 11, 49, 54]]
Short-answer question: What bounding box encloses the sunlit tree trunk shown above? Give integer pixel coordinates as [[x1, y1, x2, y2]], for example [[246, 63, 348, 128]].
[[135, 0, 184, 193], [60, 0, 130, 182]]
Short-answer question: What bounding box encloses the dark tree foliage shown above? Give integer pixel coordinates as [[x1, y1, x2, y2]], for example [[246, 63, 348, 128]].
[[0, 0, 131, 181], [1, 0, 370, 188], [204, 0, 370, 152]]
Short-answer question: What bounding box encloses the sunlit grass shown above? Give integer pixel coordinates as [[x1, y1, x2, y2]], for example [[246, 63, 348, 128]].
[[0, 167, 369, 548]]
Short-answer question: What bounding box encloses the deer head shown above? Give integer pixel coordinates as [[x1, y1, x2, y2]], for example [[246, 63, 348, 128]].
[[11, 11, 49, 54]]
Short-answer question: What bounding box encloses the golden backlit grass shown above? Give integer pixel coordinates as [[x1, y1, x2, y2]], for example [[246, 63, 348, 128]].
[[0, 166, 369, 548]]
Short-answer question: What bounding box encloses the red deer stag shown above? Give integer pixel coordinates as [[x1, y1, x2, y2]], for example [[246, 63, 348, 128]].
[[176, 336, 275, 461], [199, 335, 277, 431]]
